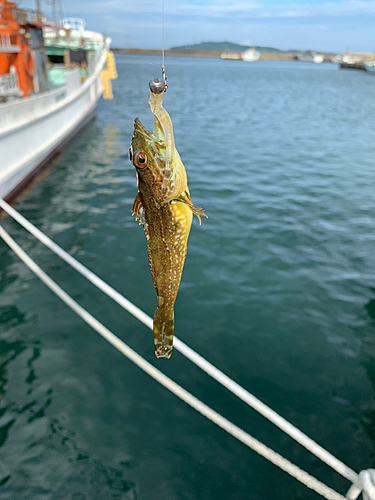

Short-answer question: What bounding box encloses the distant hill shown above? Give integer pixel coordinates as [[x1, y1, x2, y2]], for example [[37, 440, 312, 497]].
[[170, 41, 283, 53]]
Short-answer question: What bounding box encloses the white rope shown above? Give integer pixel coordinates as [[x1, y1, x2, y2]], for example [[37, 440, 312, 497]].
[[0, 225, 348, 500], [360, 470, 375, 500], [0, 197, 361, 491], [346, 484, 363, 500]]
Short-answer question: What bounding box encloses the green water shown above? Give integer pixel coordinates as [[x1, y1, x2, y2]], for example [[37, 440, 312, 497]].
[[1, 55, 375, 499]]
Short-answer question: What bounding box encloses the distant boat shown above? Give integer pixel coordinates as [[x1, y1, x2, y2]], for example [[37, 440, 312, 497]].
[[242, 48, 260, 62], [331, 54, 342, 64], [342, 53, 362, 64], [313, 54, 324, 63], [220, 51, 242, 60], [339, 53, 366, 70], [297, 52, 324, 63], [364, 62, 375, 74]]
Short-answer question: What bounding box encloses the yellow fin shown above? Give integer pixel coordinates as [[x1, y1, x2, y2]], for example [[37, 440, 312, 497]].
[[132, 193, 149, 239], [176, 190, 207, 225]]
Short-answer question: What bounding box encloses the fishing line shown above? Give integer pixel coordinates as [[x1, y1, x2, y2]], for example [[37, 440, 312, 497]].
[[148, 0, 167, 90], [161, 0, 167, 90], [162, 0, 165, 68]]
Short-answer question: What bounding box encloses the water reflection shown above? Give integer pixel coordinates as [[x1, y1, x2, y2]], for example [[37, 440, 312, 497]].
[[0, 251, 20, 295], [0, 335, 42, 428], [0, 251, 137, 498], [0, 305, 25, 328], [365, 289, 375, 323], [26, 417, 137, 499], [103, 124, 122, 160], [0, 330, 137, 498], [351, 291, 375, 451]]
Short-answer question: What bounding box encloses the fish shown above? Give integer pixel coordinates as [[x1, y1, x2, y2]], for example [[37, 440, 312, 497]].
[[129, 84, 206, 359]]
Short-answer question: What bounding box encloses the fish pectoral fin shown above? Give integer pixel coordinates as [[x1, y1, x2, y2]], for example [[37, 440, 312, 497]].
[[131, 193, 144, 223], [132, 193, 150, 239], [175, 191, 207, 225]]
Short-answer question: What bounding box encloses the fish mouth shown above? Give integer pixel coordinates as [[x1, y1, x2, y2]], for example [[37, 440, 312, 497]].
[[133, 118, 153, 141], [131, 117, 165, 162]]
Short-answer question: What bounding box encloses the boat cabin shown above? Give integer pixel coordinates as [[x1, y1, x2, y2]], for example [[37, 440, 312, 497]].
[[0, 0, 48, 98]]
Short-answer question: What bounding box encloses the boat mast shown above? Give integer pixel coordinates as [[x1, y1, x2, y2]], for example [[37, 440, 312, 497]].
[[35, 0, 41, 22], [52, 0, 58, 31]]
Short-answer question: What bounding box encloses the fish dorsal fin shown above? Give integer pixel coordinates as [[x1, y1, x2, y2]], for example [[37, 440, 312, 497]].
[[153, 116, 165, 143]]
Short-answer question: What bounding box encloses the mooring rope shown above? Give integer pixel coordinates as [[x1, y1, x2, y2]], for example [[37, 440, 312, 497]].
[[0, 224, 349, 500], [360, 470, 375, 500]]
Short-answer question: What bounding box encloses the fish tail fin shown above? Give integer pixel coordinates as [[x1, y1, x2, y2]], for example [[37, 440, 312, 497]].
[[153, 307, 174, 359]]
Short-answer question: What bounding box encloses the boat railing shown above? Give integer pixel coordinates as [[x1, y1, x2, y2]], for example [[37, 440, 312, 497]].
[[43, 28, 105, 51], [61, 17, 86, 31], [0, 33, 20, 53], [15, 7, 46, 25], [0, 3, 44, 25], [0, 33, 10, 48], [0, 72, 20, 97]]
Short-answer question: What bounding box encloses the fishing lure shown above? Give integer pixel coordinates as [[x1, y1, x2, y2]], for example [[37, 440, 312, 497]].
[[129, 79, 206, 359]]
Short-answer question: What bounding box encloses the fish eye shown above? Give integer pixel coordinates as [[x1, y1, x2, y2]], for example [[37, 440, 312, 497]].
[[134, 151, 147, 169]]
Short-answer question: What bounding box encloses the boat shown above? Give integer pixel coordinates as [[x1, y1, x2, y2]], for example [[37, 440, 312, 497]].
[[331, 54, 342, 64], [313, 54, 324, 64], [364, 61, 375, 74], [341, 53, 362, 64], [0, 0, 117, 201], [339, 53, 366, 70], [242, 48, 260, 62], [220, 51, 242, 60], [297, 52, 324, 63]]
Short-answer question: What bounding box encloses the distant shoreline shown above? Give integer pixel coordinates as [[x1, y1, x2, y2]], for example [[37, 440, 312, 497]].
[[112, 48, 296, 60], [112, 48, 374, 62]]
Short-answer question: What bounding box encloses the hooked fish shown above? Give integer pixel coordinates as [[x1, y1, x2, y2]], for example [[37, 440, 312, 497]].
[[129, 79, 206, 359]]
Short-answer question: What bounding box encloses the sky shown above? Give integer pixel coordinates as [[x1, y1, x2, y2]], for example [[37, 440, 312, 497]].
[[21, 0, 375, 53]]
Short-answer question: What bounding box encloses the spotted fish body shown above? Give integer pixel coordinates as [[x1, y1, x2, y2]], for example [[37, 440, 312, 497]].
[[130, 111, 205, 359]]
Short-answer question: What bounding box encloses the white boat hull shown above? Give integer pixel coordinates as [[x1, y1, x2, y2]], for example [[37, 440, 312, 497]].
[[297, 53, 324, 63], [242, 49, 260, 62], [0, 49, 107, 200], [364, 62, 375, 74]]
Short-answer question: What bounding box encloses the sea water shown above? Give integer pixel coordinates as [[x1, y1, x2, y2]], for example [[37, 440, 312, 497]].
[[1, 55, 375, 499]]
